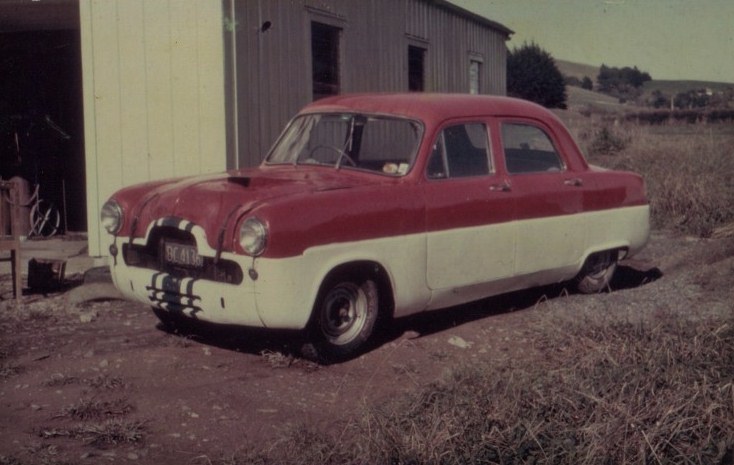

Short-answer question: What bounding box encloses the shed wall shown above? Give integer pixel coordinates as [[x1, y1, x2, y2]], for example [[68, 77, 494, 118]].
[[80, 0, 227, 256], [231, 0, 508, 168]]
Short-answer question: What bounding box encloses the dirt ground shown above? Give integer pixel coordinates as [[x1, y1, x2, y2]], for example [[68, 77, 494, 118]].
[[1, 230, 732, 465]]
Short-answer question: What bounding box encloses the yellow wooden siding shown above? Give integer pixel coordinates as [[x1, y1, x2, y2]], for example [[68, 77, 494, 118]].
[[81, 0, 227, 256]]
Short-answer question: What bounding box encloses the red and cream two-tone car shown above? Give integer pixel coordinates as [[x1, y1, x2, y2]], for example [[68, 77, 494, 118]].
[[101, 93, 649, 361]]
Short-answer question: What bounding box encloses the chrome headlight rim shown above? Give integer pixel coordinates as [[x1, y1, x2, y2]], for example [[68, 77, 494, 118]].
[[100, 199, 123, 235], [238, 217, 268, 256]]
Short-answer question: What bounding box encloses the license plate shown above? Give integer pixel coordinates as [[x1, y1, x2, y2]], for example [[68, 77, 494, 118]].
[[162, 241, 204, 268]]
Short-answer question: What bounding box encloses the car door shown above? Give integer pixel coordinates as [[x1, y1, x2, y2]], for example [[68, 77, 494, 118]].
[[498, 120, 589, 277], [423, 122, 516, 291]]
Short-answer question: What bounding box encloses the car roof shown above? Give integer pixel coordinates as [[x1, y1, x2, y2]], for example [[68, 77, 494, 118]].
[[300, 93, 553, 125]]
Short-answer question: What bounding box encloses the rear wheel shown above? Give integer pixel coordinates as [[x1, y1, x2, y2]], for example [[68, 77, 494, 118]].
[[301, 277, 379, 363], [575, 250, 618, 294]]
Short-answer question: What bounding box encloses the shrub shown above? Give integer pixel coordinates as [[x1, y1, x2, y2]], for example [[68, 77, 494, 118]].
[[587, 126, 628, 156], [507, 42, 567, 109]]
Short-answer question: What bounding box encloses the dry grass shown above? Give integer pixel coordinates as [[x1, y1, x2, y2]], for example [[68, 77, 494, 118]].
[[358, 318, 734, 464], [569, 118, 734, 237], [221, 310, 734, 465], [38, 419, 146, 447]]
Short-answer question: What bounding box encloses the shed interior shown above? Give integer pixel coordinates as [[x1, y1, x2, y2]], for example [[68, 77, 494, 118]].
[[0, 0, 85, 233]]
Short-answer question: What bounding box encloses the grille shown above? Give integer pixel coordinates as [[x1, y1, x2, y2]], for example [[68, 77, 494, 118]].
[[122, 226, 244, 285]]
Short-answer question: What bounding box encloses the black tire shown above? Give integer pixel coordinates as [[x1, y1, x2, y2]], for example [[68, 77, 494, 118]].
[[575, 250, 618, 294], [301, 277, 380, 363]]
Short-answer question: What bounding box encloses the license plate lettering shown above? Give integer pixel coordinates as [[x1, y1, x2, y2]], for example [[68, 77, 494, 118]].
[[163, 242, 204, 268]]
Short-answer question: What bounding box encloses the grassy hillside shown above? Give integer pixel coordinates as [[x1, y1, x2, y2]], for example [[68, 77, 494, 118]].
[[557, 59, 733, 107], [565, 86, 627, 112], [556, 59, 599, 81]]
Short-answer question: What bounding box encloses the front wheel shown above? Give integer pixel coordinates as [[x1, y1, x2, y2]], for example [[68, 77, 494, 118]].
[[301, 278, 379, 363], [575, 250, 618, 294]]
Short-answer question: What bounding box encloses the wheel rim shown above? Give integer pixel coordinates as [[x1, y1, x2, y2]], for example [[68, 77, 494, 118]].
[[320, 283, 368, 346], [587, 251, 614, 279]]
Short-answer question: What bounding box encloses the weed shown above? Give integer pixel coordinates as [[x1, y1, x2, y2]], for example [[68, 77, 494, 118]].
[[260, 350, 319, 371], [57, 398, 133, 421], [45, 373, 126, 390], [45, 374, 80, 387], [86, 374, 126, 390], [38, 419, 146, 447]]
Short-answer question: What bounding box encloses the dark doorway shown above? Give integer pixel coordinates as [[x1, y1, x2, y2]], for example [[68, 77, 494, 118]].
[[311, 22, 341, 101], [0, 29, 86, 233], [408, 45, 426, 92]]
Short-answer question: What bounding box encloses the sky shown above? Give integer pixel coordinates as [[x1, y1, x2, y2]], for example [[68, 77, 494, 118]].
[[452, 0, 734, 83]]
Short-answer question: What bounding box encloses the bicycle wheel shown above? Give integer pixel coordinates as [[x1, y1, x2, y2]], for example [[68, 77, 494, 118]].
[[30, 200, 61, 237]]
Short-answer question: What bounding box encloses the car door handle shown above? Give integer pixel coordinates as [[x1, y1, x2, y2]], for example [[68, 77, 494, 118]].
[[489, 181, 511, 192], [563, 177, 583, 187]]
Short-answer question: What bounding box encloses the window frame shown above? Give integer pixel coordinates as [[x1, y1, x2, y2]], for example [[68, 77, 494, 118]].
[[311, 21, 342, 101], [499, 121, 567, 175], [426, 121, 494, 181], [469, 57, 483, 95]]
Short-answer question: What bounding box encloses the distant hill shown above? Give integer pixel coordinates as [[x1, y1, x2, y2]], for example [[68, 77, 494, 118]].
[[556, 59, 599, 81], [556, 59, 733, 110], [565, 86, 626, 111]]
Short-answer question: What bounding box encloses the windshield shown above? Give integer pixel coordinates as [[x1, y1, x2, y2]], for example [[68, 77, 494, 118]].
[[265, 113, 422, 176]]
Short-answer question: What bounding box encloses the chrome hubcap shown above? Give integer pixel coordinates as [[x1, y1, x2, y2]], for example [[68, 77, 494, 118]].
[[321, 283, 366, 345]]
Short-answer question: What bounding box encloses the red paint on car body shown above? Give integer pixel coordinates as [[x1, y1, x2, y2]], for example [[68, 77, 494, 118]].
[[109, 93, 647, 259]]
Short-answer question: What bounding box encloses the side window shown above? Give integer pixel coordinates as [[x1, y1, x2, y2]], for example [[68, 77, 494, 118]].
[[427, 123, 490, 179], [501, 123, 563, 174]]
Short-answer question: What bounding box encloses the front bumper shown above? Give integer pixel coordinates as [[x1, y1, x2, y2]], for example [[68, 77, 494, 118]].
[[108, 218, 314, 330]]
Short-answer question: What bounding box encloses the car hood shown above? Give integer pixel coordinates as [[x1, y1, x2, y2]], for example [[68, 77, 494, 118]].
[[116, 165, 378, 246]]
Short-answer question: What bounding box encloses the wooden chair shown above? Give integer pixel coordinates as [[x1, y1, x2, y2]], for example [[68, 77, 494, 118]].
[[1, 180, 23, 299]]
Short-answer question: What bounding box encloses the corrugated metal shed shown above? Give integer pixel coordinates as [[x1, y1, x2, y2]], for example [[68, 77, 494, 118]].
[[226, 0, 512, 167]]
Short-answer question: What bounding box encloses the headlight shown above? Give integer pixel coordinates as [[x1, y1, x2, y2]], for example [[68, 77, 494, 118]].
[[100, 199, 123, 235], [238, 217, 268, 256]]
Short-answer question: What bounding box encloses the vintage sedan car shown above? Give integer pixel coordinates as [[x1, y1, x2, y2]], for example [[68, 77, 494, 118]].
[[101, 93, 649, 361]]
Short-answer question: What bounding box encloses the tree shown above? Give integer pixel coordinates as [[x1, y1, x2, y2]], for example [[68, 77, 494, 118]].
[[506, 42, 567, 109], [581, 76, 593, 90], [596, 64, 651, 98]]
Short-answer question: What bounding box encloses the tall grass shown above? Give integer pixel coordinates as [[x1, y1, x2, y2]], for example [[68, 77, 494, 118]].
[[571, 118, 734, 236]]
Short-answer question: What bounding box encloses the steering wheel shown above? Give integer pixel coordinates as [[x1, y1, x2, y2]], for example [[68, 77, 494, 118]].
[[308, 145, 357, 167]]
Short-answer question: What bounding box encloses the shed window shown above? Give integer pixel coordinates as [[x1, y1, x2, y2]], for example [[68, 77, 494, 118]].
[[408, 45, 426, 92], [469, 59, 482, 94], [312, 22, 341, 100]]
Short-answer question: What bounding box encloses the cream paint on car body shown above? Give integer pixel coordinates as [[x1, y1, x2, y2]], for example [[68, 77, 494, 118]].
[[110, 204, 649, 330]]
